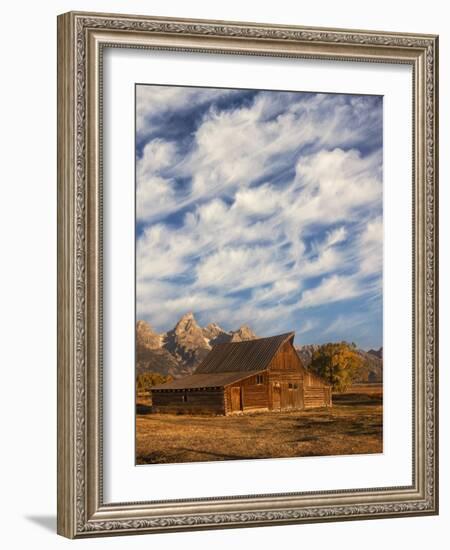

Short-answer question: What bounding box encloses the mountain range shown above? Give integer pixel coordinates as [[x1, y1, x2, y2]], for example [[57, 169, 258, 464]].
[[136, 313, 257, 378], [136, 313, 383, 383]]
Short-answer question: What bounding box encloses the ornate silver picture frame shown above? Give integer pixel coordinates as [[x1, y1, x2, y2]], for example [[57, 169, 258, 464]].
[[57, 11, 438, 538]]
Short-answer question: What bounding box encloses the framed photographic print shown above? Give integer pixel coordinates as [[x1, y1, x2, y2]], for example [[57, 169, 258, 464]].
[[57, 11, 439, 538]]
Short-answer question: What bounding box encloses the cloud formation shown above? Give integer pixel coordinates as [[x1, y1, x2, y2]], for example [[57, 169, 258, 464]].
[[136, 85, 383, 349]]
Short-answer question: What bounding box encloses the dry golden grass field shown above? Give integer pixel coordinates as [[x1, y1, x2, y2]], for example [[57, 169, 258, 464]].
[[136, 385, 382, 464]]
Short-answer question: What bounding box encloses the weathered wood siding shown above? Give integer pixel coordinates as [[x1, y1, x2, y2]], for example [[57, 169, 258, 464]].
[[266, 342, 331, 409], [267, 342, 304, 411], [151, 388, 225, 415], [268, 341, 303, 372], [304, 386, 332, 409], [304, 371, 329, 387], [302, 365, 332, 408], [225, 372, 269, 413]]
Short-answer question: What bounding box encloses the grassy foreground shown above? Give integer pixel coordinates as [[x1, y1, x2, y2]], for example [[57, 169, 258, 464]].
[[136, 385, 382, 464]]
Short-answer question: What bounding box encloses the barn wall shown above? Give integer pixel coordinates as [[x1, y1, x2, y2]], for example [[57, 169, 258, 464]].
[[225, 372, 269, 413], [302, 364, 333, 408], [268, 378, 304, 411], [151, 388, 225, 414], [304, 386, 332, 409], [304, 371, 329, 387], [267, 342, 304, 410], [268, 340, 303, 372], [267, 342, 332, 409]]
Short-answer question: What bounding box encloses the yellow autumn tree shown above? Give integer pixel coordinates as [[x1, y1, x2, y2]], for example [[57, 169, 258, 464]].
[[136, 372, 173, 392], [309, 342, 363, 392]]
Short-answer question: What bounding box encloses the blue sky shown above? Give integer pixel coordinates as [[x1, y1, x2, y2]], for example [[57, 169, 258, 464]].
[[136, 85, 383, 350]]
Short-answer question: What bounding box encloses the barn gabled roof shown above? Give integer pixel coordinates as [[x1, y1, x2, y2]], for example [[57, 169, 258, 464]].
[[194, 332, 295, 374], [151, 332, 296, 391]]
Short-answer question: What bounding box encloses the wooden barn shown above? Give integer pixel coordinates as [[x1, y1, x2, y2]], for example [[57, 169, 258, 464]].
[[151, 332, 332, 415]]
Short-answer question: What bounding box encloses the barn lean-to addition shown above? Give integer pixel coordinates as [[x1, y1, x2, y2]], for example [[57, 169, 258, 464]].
[[151, 332, 332, 415]]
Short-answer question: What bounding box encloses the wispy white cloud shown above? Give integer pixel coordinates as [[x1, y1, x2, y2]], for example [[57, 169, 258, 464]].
[[298, 319, 319, 334], [298, 274, 363, 309], [322, 313, 368, 337], [136, 86, 235, 136], [359, 216, 383, 276], [135, 86, 383, 346], [252, 279, 301, 305], [137, 138, 178, 178], [291, 148, 382, 226], [194, 246, 287, 291]]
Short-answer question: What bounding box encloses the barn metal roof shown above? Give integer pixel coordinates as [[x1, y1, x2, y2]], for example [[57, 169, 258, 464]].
[[151, 333, 295, 391], [194, 332, 295, 374], [151, 370, 263, 391]]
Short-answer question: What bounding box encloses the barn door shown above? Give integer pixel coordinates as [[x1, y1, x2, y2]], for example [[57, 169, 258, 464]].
[[287, 385, 295, 409], [230, 387, 242, 412], [280, 383, 290, 410], [290, 383, 303, 409], [272, 383, 281, 410], [280, 382, 302, 410]]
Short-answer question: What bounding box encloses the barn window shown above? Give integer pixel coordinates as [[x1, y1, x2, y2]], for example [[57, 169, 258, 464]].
[[256, 374, 264, 385], [288, 383, 293, 389], [182, 394, 188, 402], [293, 384, 298, 390]]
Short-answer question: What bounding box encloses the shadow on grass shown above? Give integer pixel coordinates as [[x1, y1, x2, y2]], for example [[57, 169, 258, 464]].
[[333, 394, 383, 406], [295, 418, 335, 430], [343, 421, 383, 437], [136, 403, 152, 414], [293, 409, 382, 439]]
